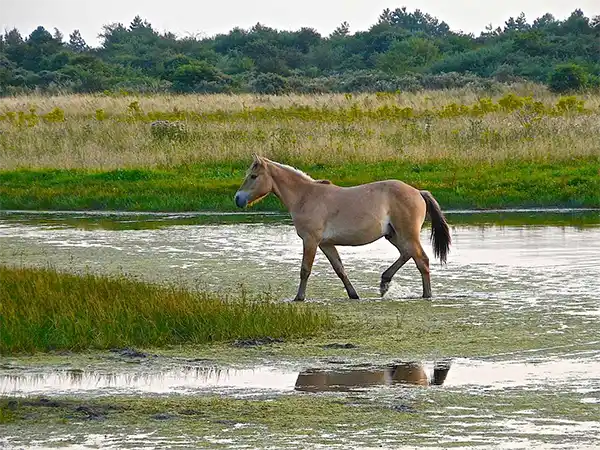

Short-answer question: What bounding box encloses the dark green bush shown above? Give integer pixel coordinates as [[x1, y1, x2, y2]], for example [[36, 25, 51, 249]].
[[548, 64, 589, 93]]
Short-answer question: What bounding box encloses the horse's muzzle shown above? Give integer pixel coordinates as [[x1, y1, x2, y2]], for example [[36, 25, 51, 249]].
[[234, 191, 249, 208]]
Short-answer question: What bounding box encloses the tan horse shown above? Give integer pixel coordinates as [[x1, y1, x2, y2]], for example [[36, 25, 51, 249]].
[[234, 155, 451, 301]]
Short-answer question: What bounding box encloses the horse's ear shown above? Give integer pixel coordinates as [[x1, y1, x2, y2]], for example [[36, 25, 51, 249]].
[[253, 153, 266, 167]]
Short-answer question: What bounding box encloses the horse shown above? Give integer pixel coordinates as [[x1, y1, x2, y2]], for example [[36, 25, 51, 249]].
[[234, 155, 451, 301]]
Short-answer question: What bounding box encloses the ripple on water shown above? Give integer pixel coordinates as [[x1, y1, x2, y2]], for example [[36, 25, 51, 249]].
[[1, 216, 598, 316]]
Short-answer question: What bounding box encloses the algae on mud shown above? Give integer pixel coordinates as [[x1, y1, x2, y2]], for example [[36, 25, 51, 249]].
[[1, 388, 599, 448]]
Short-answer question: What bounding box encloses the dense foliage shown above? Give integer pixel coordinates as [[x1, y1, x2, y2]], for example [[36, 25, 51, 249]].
[[1, 8, 599, 95]]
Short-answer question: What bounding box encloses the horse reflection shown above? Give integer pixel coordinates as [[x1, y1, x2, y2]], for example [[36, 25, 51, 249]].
[[294, 362, 450, 393]]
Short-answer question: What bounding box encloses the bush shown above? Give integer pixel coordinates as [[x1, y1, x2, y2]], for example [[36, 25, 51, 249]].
[[150, 120, 189, 141], [548, 64, 589, 93], [249, 72, 289, 95]]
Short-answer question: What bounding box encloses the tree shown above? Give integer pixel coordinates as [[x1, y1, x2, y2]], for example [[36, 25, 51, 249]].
[[562, 9, 592, 34], [504, 13, 529, 32], [171, 61, 228, 92], [377, 37, 440, 74], [129, 15, 152, 31], [532, 13, 557, 29], [68, 30, 88, 53], [4, 28, 24, 46], [249, 72, 288, 94], [53, 28, 64, 43], [331, 22, 350, 38], [592, 15, 600, 31], [548, 63, 588, 92], [382, 7, 450, 36], [294, 27, 321, 53]]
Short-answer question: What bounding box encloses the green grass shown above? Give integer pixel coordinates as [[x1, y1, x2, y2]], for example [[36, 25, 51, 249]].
[[1, 159, 598, 212], [0, 266, 332, 354]]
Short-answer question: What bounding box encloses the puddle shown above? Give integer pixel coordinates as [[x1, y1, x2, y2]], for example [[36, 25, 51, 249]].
[[2, 355, 599, 397], [0, 362, 444, 397], [295, 362, 450, 392], [0, 365, 297, 397]]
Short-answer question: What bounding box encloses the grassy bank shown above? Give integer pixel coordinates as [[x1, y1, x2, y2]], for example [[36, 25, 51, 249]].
[[1, 159, 598, 211], [0, 266, 332, 354], [1, 90, 598, 211]]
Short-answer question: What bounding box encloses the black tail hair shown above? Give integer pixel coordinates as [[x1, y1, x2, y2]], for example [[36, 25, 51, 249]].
[[420, 191, 451, 264], [430, 360, 452, 386]]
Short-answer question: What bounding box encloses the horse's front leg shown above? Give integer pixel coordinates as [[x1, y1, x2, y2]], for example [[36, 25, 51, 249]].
[[293, 237, 318, 302]]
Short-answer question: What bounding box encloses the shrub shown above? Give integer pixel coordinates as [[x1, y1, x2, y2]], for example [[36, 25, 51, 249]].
[[249, 73, 290, 95], [548, 64, 589, 93], [150, 120, 189, 141]]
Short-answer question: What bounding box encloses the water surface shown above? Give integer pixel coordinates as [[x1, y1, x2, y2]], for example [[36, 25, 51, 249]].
[[1, 209, 599, 449]]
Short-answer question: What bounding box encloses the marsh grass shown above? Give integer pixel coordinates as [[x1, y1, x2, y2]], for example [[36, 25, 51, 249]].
[[1, 159, 598, 211], [0, 88, 598, 210], [0, 266, 332, 354], [0, 89, 599, 170]]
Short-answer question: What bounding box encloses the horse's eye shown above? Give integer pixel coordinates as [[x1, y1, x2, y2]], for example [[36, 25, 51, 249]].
[[250, 174, 258, 179]]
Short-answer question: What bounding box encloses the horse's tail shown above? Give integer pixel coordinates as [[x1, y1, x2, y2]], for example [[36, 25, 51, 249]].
[[430, 360, 452, 386], [420, 190, 451, 265]]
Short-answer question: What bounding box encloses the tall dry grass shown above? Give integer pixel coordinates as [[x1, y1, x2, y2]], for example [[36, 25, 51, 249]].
[[3, 82, 599, 114], [0, 86, 599, 170]]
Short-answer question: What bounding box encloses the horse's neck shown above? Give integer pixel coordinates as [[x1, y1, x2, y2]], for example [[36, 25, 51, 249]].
[[268, 163, 311, 211]]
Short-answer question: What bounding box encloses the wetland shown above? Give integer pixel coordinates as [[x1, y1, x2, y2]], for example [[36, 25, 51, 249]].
[[1, 209, 599, 448]]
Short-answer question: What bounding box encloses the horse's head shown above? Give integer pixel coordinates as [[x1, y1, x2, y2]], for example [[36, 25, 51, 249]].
[[235, 154, 273, 208]]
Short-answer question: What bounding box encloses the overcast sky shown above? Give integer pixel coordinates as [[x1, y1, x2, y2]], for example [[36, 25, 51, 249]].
[[2, 0, 599, 45]]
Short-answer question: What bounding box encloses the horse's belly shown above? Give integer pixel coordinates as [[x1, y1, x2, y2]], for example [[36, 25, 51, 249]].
[[321, 218, 388, 246]]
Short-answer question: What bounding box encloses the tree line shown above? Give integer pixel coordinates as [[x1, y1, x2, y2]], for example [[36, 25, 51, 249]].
[[1, 7, 599, 95]]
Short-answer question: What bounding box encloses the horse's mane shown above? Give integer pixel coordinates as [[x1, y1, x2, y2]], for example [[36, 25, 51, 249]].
[[268, 160, 315, 181], [315, 179, 332, 184]]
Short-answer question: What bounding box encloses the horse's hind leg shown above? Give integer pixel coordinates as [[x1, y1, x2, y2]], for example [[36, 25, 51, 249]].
[[320, 244, 359, 299], [411, 242, 431, 298], [380, 229, 411, 297]]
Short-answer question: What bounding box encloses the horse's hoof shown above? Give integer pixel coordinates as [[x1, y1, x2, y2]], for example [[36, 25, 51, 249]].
[[293, 297, 305, 302], [348, 292, 360, 300], [380, 282, 390, 297]]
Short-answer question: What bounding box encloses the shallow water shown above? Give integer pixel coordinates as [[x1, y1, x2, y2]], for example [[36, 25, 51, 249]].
[[1, 210, 599, 306], [1, 209, 600, 449], [2, 354, 599, 397]]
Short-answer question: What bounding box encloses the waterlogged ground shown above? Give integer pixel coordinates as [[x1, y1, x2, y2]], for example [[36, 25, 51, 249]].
[[1, 209, 600, 449]]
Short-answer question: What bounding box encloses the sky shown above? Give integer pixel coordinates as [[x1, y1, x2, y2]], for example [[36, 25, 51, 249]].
[[2, 0, 599, 46]]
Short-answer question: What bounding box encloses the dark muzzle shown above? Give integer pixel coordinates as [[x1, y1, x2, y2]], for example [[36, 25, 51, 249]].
[[234, 191, 249, 208]]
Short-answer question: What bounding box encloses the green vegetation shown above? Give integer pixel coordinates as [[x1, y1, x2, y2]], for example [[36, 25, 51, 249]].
[[0, 266, 332, 354], [1, 8, 599, 95], [0, 90, 598, 211], [549, 63, 591, 93], [2, 260, 595, 360], [1, 159, 598, 211], [1, 390, 598, 447]]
